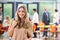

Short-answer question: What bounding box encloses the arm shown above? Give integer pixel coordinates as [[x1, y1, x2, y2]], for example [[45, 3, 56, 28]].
[[42, 12, 45, 23], [48, 13, 50, 22], [27, 21, 32, 40], [32, 14, 35, 23], [7, 19, 17, 37]]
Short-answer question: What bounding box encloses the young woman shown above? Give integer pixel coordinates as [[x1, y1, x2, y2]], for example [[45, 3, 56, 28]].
[[8, 5, 32, 40]]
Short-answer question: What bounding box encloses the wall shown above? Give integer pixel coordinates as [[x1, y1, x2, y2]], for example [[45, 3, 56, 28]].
[[0, 0, 55, 2]]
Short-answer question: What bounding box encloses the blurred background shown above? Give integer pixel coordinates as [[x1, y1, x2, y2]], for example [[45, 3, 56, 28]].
[[0, 0, 58, 22], [0, 0, 60, 40]]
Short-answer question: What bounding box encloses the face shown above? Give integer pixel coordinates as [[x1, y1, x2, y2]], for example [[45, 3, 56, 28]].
[[0, 8, 2, 12], [45, 8, 48, 12], [18, 8, 26, 19], [33, 10, 35, 14]]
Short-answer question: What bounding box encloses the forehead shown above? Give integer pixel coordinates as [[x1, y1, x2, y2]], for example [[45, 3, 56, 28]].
[[19, 7, 24, 10], [46, 8, 48, 10]]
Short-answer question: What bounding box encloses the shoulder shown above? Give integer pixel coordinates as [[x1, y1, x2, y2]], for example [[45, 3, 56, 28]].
[[11, 18, 16, 21], [26, 20, 32, 27], [26, 20, 31, 25], [42, 12, 45, 15], [43, 12, 45, 14], [3, 19, 6, 21]]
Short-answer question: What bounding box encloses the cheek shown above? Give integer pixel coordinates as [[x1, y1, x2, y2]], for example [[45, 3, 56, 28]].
[[18, 12, 26, 18], [22, 13, 26, 18], [23, 13, 25, 16], [18, 12, 21, 15]]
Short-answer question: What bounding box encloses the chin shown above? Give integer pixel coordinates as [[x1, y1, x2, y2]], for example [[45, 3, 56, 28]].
[[20, 17, 24, 19]]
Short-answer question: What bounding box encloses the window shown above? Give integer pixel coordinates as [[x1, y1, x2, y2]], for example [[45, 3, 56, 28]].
[[40, 2, 56, 23], [3, 4, 13, 19], [0, 4, 1, 7], [57, 2, 60, 12], [28, 4, 37, 17]]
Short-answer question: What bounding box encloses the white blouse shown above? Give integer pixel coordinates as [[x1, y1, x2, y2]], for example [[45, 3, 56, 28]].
[[32, 12, 39, 24], [3, 19, 10, 27], [53, 12, 59, 24]]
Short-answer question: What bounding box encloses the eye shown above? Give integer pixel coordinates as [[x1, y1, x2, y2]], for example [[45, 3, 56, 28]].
[[18, 11, 21, 12], [22, 11, 24, 12]]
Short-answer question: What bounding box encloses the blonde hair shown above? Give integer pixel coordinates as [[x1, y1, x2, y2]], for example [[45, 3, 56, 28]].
[[6, 16, 10, 24], [15, 5, 31, 29], [6, 16, 10, 20]]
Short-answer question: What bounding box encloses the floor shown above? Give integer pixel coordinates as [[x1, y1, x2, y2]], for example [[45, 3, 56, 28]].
[[0, 32, 60, 40]]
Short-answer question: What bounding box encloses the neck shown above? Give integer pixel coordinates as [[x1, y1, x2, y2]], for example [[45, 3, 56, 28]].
[[21, 18, 24, 22]]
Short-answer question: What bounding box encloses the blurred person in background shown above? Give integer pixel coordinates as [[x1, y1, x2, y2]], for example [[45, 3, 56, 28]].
[[32, 9, 39, 38], [53, 9, 59, 25], [42, 8, 50, 38], [0, 7, 3, 24], [0, 7, 4, 34], [3, 16, 11, 31], [51, 9, 60, 38]]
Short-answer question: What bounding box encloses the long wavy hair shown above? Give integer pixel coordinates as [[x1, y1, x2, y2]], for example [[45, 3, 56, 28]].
[[15, 5, 31, 29]]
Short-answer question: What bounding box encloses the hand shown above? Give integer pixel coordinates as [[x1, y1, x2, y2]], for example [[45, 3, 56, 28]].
[[11, 20, 17, 28]]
